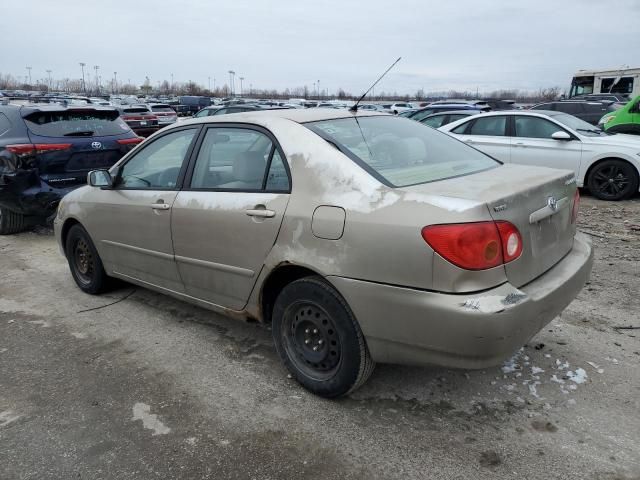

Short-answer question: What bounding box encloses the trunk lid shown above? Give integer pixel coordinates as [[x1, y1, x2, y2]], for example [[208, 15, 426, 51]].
[[404, 164, 577, 287]]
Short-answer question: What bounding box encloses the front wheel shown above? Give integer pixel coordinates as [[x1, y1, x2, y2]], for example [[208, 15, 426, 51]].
[[272, 276, 375, 398], [65, 224, 109, 294], [587, 159, 639, 201]]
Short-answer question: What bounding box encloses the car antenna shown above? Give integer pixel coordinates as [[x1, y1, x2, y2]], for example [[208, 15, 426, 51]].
[[350, 57, 402, 113]]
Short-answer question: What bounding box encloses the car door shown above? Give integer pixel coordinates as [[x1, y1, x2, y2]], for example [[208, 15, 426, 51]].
[[90, 127, 199, 292], [510, 115, 582, 173], [171, 125, 291, 309], [450, 115, 511, 162]]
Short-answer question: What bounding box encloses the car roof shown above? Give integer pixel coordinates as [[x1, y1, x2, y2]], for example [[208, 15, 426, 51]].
[[178, 108, 389, 126]]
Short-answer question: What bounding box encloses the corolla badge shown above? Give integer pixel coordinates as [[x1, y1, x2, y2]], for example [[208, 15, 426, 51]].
[[91, 141, 102, 150], [547, 196, 558, 211]]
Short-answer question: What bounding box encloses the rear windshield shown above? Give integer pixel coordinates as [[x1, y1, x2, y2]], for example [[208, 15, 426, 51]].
[[123, 108, 149, 114], [24, 110, 130, 137], [306, 116, 498, 187], [151, 105, 174, 112]]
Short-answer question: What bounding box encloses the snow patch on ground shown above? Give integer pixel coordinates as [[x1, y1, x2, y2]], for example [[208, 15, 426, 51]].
[[132, 403, 171, 435]]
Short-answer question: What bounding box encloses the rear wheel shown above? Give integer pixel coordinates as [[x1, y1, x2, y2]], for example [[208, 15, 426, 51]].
[[272, 276, 375, 398], [0, 207, 25, 235], [587, 159, 639, 201], [65, 224, 109, 294]]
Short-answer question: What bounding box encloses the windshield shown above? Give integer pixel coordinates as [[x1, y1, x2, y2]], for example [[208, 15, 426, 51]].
[[549, 112, 609, 136], [306, 116, 498, 187], [24, 110, 130, 137]]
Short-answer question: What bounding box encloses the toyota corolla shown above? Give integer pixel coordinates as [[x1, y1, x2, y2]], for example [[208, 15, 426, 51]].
[[54, 109, 593, 397]]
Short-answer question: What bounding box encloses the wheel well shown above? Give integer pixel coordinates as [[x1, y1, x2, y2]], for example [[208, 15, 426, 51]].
[[584, 157, 639, 188], [60, 218, 81, 255], [260, 264, 318, 323]]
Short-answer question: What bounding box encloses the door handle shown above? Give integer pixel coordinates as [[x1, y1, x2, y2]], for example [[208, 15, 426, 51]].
[[514, 142, 526, 147], [465, 139, 474, 143], [151, 202, 171, 210], [246, 208, 275, 218]]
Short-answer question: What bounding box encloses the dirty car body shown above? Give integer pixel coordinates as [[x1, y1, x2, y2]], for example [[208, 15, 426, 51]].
[[0, 103, 142, 233], [54, 109, 593, 397]]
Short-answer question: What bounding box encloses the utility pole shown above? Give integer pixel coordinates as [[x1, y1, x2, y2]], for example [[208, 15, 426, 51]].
[[239, 77, 244, 96], [228, 70, 235, 96], [79, 63, 86, 94], [93, 65, 100, 94]]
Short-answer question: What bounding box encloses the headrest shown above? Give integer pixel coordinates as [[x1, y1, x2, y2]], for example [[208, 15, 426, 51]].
[[233, 152, 266, 182]]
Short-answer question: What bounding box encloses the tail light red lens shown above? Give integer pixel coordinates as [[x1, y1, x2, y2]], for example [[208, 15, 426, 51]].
[[7, 143, 72, 155], [117, 137, 144, 145], [421, 221, 522, 271], [571, 189, 580, 224]]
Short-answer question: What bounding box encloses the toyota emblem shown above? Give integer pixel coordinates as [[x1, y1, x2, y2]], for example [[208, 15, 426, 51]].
[[547, 196, 558, 211], [91, 141, 102, 150]]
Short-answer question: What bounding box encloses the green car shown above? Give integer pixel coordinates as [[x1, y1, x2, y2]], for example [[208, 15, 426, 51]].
[[600, 95, 640, 134]]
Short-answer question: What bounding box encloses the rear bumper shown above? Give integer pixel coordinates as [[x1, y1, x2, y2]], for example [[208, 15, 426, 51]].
[[328, 232, 593, 369]]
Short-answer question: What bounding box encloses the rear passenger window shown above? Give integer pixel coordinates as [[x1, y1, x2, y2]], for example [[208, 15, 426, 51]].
[[467, 116, 507, 136], [190, 127, 289, 191], [421, 115, 446, 128]]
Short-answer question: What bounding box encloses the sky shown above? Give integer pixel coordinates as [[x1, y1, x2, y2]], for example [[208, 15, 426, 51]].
[[3, 0, 640, 95]]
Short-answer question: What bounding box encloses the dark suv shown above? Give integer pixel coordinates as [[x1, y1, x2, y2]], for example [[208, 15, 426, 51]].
[[530, 101, 616, 125], [0, 103, 142, 234]]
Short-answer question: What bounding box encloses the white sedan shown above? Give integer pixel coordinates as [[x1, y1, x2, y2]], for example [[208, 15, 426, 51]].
[[439, 110, 640, 200]]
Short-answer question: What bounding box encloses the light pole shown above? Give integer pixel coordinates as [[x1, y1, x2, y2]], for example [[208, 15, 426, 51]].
[[46, 70, 52, 90], [208, 76, 211, 92], [26, 66, 32, 88], [93, 65, 100, 94], [228, 70, 235, 96], [213, 77, 216, 92], [113, 72, 117, 94], [79, 63, 86, 94], [317, 80, 320, 100], [239, 77, 244, 96]]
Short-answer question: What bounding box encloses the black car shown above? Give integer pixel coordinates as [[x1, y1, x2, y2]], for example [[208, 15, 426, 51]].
[[529, 101, 616, 126], [406, 104, 488, 122], [193, 105, 261, 117], [418, 110, 482, 128], [0, 103, 142, 234]]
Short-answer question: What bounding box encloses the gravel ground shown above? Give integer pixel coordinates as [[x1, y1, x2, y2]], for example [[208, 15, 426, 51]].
[[0, 192, 639, 479]]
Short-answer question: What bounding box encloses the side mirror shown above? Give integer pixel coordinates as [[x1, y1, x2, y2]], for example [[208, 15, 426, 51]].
[[88, 169, 113, 188], [551, 131, 572, 141]]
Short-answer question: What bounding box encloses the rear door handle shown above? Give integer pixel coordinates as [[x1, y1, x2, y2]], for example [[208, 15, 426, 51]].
[[151, 202, 171, 210], [514, 142, 526, 147], [246, 208, 275, 218], [465, 139, 474, 143]]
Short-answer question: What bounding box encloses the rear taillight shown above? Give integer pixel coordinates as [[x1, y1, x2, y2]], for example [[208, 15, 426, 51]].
[[421, 221, 522, 271], [6, 143, 72, 155], [571, 189, 580, 224], [117, 137, 144, 145]]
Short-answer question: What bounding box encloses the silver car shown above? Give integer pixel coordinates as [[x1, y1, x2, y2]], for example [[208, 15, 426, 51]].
[[54, 109, 593, 397]]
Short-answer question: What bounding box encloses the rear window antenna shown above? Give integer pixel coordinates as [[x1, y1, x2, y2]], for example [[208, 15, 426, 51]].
[[350, 57, 402, 113]]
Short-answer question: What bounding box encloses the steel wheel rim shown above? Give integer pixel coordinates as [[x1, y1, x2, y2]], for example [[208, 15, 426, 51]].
[[282, 301, 342, 381], [73, 238, 94, 284], [592, 165, 630, 199]]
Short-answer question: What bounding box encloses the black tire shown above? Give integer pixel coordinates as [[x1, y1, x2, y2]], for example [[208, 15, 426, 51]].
[[272, 276, 375, 398], [587, 159, 639, 201], [65, 224, 109, 294], [0, 207, 25, 235]]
